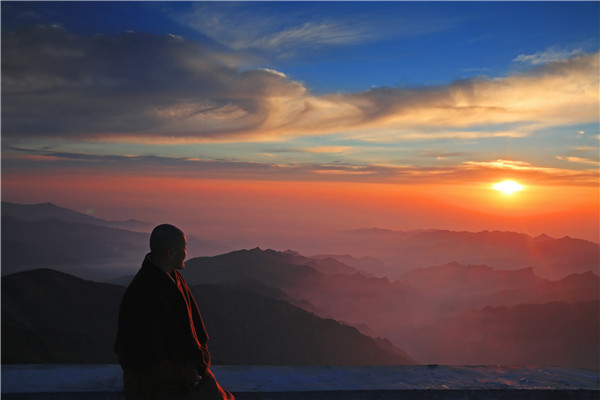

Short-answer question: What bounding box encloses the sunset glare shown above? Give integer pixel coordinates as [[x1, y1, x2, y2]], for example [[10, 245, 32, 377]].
[[1, 1, 599, 246], [494, 181, 524, 195]]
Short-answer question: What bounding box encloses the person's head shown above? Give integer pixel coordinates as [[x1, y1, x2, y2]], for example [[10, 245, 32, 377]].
[[149, 224, 187, 272]]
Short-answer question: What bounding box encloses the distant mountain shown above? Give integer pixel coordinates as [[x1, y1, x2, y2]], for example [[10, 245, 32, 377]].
[[2, 269, 124, 363], [1, 268, 415, 366], [329, 228, 599, 280], [402, 300, 600, 369], [3, 202, 597, 368], [191, 284, 415, 366], [226, 279, 323, 316], [311, 254, 384, 276], [399, 262, 541, 297], [397, 262, 600, 321], [457, 271, 600, 310], [183, 248, 599, 368], [1, 216, 147, 279], [183, 248, 323, 288], [282, 250, 366, 275], [1, 201, 153, 231], [182, 247, 420, 334]]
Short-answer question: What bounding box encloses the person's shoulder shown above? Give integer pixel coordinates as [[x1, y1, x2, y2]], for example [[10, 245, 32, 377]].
[[132, 263, 160, 285], [123, 262, 157, 292]]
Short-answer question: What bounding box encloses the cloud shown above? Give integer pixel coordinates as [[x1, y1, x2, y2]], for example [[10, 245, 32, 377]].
[[5, 146, 597, 187], [1, 26, 305, 140], [556, 156, 600, 167], [264, 146, 352, 155], [167, 2, 460, 56], [170, 3, 373, 55], [462, 159, 598, 185], [2, 26, 599, 145], [514, 47, 584, 65], [418, 150, 472, 160]]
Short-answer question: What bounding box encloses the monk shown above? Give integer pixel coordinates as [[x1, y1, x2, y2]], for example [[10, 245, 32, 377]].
[[115, 224, 234, 400]]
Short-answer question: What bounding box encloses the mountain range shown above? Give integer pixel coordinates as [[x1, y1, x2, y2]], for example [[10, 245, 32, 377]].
[[403, 300, 599, 368], [2, 268, 414, 365], [1, 201, 153, 231], [1, 215, 148, 280], [324, 228, 599, 280], [3, 201, 598, 281], [179, 248, 599, 369], [1, 201, 598, 368]]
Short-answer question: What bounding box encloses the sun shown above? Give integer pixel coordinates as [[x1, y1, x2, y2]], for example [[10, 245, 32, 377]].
[[493, 180, 523, 195]]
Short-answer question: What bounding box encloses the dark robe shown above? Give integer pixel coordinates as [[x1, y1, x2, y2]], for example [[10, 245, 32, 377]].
[[115, 255, 233, 400]]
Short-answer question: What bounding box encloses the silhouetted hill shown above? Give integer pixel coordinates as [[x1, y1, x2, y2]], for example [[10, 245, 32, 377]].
[[1, 201, 153, 231], [2, 269, 124, 363], [183, 247, 420, 334], [283, 250, 365, 275], [311, 254, 385, 276], [400, 262, 541, 296], [459, 271, 600, 309], [1, 269, 414, 365], [183, 248, 323, 288], [402, 300, 600, 369], [227, 279, 323, 315], [108, 247, 600, 368], [3, 202, 597, 368], [191, 284, 414, 365], [1, 216, 147, 279], [183, 247, 600, 368], [401, 263, 599, 305], [331, 228, 599, 279], [396, 263, 600, 331]]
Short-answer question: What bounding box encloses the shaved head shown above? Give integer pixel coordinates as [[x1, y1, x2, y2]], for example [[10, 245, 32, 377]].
[[150, 224, 185, 257]]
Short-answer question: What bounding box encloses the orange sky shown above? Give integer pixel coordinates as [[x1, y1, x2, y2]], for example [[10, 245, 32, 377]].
[[2, 3, 598, 252], [3, 170, 598, 253]]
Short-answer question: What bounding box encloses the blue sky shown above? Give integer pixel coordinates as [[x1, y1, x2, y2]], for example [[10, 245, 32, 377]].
[[1, 2, 599, 242], [3, 1, 598, 93]]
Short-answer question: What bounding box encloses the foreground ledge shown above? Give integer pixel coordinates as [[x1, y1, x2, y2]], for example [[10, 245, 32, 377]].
[[2, 389, 599, 400], [2, 365, 598, 399]]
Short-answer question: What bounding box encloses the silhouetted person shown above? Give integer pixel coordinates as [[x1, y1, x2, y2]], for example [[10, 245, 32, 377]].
[[115, 224, 234, 400]]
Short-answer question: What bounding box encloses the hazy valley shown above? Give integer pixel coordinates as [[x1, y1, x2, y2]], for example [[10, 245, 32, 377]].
[[1, 201, 598, 368]]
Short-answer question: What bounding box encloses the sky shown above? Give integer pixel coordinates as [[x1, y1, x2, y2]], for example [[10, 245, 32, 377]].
[[2, 1, 599, 252]]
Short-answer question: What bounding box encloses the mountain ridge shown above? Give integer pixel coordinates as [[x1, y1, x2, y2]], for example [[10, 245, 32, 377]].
[[2, 201, 598, 368], [402, 300, 599, 368], [1, 201, 153, 231], [1, 268, 415, 366], [331, 227, 599, 279]]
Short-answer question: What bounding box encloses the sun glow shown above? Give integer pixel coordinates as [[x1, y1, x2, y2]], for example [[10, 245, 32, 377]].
[[493, 180, 523, 195]]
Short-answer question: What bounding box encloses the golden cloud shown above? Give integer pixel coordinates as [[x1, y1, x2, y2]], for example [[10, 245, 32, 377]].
[[254, 53, 599, 140]]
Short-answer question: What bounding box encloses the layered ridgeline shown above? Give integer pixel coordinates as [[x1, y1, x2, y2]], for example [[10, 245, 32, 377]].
[[318, 228, 600, 280], [2, 268, 413, 365], [181, 250, 599, 369], [1, 202, 149, 280], [2, 201, 599, 368], [1, 201, 223, 280]]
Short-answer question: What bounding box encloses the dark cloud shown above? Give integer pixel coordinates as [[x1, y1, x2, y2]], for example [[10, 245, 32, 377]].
[[4, 146, 597, 186], [1, 25, 303, 140], [2, 25, 598, 143]]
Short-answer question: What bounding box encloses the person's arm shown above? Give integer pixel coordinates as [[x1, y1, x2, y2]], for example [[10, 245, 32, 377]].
[[149, 354, 201, 391], [195, 344, 211, 376]]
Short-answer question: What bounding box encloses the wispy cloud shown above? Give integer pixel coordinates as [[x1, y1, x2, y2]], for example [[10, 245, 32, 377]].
[[5, 146, 597, 187], [2, 26, 599, 150], [514, 46, 585, 65], [462, 159, 598, 185], [556, 156, 600, 167], [264, 146, 352, 155], [167, 2, 459, 58], [170, 3, 373, 56]]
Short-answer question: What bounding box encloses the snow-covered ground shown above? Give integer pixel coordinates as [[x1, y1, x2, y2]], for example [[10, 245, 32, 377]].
[[2, 365, 599, 394]]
